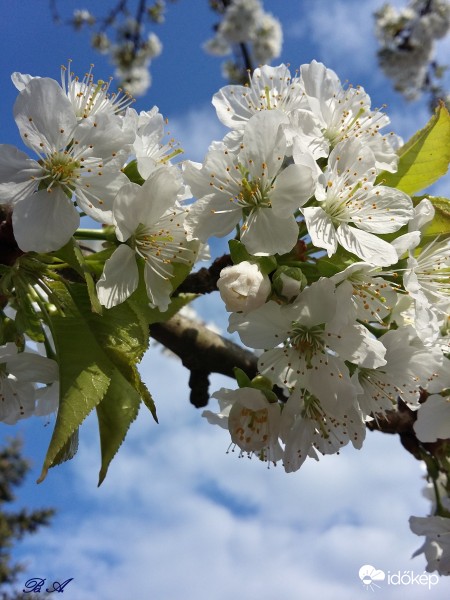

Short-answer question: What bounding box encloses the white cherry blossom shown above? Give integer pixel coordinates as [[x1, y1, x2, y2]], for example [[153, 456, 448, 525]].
[[298, 59, 400, 171], [280, 389, 366, 472], [184, 110, 315, 256], [0, 343, 58, 425], [212, 64, 305, 132], [204, 386, 283, 464], [302, 138, 414, 266], [229, 278, 386, 417], [352, 326, 443, 420], [96, 167, 195, 311], [0, 77, 130, 252], [330, 262, 400, 325]]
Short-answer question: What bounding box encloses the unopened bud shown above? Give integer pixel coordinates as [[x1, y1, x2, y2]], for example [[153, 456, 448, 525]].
[[217, 261, 271, 313], [272, 266, 307, 301]]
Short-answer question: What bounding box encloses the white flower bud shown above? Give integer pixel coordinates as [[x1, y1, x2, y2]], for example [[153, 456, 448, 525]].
[[217, 261, 271, 313], [272, 266, 307, 301]]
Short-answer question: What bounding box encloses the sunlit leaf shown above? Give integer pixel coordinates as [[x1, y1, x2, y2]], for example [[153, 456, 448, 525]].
[[377, 104, 450, 195]]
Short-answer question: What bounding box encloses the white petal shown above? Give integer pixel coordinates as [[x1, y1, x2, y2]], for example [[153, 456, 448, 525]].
[[352, 187, 414, 233], [241, 209, 299, 256], [96, 244, 139, 308], [302, 206, 337, 256], [292, 278, 337, 328], [271, 163, 315, 215], [12, 189, 79, 253], [184, 193, 241, 242], [139, 167, 182, 224], [332, 323, 387, 369], [111, 182, 143, 240], [307, 355, 356, 415], [240, 110, 288, 177], [144, 262, 173, 311], [414, 395, 450, 443], [6, 353, 58, 383], [228, 301, 291, 349], [336, 224, 398, 266], [0, 145, 41, 204], [75, 169, 129, 225], [14, 78, 76, 151], [11, 72, 37, 91]]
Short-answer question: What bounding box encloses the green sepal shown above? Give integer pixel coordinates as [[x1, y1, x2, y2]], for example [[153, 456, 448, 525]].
[[83, 246, 116, 277], [123, 159, 145, 185], [234, 367, 252, 389], [229, 239, 252, 263], [376, 104, 450, 195], [228, 239, 277, 274], [53, 238, 103, 314], [13, 287, 45, 343]]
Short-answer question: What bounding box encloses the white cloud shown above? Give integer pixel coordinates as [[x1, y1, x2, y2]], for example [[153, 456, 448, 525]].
[[285, 0, 382, 78], [15, 344, 446, 600], [167, 104, 227, 163]]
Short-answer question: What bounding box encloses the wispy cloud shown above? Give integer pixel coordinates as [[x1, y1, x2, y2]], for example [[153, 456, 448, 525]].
[[15, 345, 441, 600]]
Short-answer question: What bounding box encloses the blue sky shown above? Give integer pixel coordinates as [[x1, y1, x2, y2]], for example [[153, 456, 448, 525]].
[[1, 1, 450, 598]]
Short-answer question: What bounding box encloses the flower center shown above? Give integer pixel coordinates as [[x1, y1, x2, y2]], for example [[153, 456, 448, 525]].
[[39, 152, 80, 192], [229, 406, 270, 451], [289, 322, 325, 365]]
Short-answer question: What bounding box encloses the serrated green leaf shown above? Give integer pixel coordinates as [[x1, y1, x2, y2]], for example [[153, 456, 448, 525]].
[[96, 370, 141, 486], [376, 104, 450, 195], [38, 282, 113, 482], [39, 280, 154, 483], [50, 429, 79, 468]]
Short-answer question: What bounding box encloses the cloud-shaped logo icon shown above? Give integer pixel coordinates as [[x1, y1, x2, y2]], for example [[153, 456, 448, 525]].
[[359, 564, 386, 590]]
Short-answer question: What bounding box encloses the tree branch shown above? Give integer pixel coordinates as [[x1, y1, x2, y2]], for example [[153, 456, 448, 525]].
[[176, 254, 232, 294], [150, 313, 258, 406]]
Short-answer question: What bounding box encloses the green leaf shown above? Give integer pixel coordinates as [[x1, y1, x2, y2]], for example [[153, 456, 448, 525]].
[[38, 282, 113, 482], [38, 280, 154, 483], [50, 429, 79, 467], [376, 104, 450, 195], [96, 370, 141, 486]]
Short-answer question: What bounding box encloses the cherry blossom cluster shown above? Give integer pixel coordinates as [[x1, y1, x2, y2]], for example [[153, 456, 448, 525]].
[[0, 63, 196, 314], [375, 0, 450, 101], [204, 0, 282, 79], [0, 59, 449, 571], [194, 62, 449, 474]]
